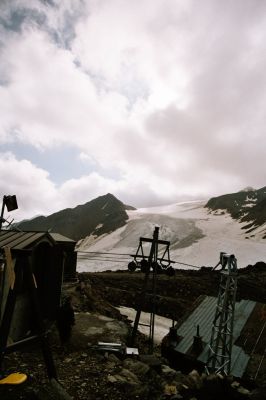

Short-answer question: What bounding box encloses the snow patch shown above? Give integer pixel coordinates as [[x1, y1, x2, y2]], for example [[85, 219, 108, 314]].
[[95, 223, 103, 230], [117, 307, 172, 344], [101, 202, 108, 210], [77, 200, 266, 273]]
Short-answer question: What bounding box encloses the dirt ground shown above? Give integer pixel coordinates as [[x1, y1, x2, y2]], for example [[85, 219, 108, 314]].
[[84, 264, 266, 320], [1, 263, 266, 399]]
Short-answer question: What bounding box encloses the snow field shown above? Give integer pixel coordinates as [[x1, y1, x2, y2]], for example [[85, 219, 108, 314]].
[[77, 200, 266, 272]]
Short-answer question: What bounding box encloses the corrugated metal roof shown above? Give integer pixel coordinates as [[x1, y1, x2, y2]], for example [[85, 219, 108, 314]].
[[0, 230, 51, 250], [198, 344, 250, 377], [50, 233, 76, 243], [174, 296, 256, 378], [175, 296, 217, 353], [233, 299, 256, 339], [231, 346, 250, 377]]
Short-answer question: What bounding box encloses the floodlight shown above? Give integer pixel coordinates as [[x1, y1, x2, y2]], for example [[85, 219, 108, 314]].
[[4, 195, 18, 212], [0, 195, 18, 230]]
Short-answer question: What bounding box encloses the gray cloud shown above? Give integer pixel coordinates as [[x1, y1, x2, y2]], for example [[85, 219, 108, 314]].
[[0, 0, 266, 219]]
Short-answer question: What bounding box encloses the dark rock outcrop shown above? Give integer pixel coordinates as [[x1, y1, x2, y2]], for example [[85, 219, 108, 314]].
[[205, 186, 266, 237], [17, 193, 135, 241]]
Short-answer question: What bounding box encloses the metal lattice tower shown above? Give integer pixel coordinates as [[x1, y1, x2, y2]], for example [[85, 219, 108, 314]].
[[206, 252, 238, 375]]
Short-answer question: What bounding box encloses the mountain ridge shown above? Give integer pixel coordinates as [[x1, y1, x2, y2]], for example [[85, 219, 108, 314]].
[[16, 186, 266, 247], [17, 193, 136, 241], [205, 186, 266, 238]]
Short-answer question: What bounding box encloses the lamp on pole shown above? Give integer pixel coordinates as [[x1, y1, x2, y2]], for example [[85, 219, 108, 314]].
[[0, 195, 18, 321], [0, 195, 18, 231]]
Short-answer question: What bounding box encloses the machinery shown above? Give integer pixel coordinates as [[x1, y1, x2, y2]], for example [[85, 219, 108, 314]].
[[129, 227, 175, 352]]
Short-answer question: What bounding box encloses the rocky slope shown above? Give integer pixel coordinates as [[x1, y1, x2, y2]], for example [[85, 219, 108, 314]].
[[17, 193, 135, 241], [205, 186, 266, 238]]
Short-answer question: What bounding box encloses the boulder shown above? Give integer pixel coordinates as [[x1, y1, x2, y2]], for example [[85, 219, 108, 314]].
[[123, 359, 150, 377]]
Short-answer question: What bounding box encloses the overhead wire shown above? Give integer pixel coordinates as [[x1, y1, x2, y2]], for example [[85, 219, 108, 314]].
[[77, 250, 131, 257], [77, 249, 202, 269], [173, 261, 202, 269], [77, 254, 128, 259], [77, 257, 126, 263], [77, 250, 266, 274]]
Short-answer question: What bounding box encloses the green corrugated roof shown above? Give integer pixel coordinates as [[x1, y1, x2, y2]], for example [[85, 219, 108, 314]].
[[174, 295, 256, 378]]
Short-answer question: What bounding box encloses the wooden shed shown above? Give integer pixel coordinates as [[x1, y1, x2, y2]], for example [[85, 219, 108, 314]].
[[50, 232, 77, 282], [0, 230, 76, 342]]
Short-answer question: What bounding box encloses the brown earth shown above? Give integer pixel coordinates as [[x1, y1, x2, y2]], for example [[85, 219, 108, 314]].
[[83, 263, 266, 320], [1, 263, 266, 399]]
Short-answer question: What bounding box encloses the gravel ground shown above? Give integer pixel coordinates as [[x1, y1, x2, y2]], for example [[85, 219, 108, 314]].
[[1, 263, 266, 399]]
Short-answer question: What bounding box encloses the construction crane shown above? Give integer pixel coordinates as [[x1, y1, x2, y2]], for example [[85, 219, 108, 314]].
[[206, 252, 238, 375]]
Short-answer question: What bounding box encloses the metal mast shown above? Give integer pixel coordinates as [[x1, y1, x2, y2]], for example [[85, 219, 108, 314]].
[[129, 226, 159, 352], [129, 227, 174, 352], [206, 252, 238, 375]]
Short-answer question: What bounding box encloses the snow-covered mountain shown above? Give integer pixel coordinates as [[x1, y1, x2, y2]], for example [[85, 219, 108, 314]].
[[16, 187, 266, 272], [205, 186, 266, 238], [77, 198, 266, 273]]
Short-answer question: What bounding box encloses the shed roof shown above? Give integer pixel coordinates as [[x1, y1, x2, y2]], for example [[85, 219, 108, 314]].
[[173, 296, 257, 377], [49, 233, 76, 244], [0, 230, 54, 251]]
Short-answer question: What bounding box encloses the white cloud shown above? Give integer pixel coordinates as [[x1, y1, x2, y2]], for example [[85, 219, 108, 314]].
[[0, 0, 266, 219], [0, 152, 57, 219]]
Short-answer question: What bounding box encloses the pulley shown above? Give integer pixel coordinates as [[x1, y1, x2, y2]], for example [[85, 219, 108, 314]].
[[140, 259, 149, 273], [128, 261, 137, 272]]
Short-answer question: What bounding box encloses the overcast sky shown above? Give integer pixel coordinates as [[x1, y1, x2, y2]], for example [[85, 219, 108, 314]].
[[0, 0, 266, 221]]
